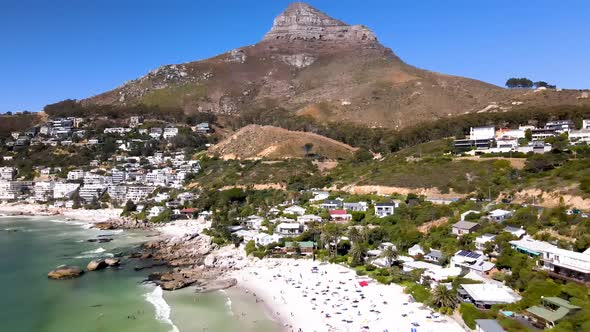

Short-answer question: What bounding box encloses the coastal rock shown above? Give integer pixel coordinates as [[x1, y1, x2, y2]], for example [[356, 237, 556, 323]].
[[195, 278, 237, 293], [204, 255, 217, 268], [104, 258, 120, 267], [87, 259, 107, 271], [93, 222, 115, 230], [48, 266, 84, 279]]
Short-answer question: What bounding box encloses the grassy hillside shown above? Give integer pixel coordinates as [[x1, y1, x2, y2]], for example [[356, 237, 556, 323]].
[[209, 125, 357, 160]]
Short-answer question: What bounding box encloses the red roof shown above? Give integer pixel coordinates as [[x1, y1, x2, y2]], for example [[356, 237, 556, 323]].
[[180, 208, 198, 213], [329, 210, 347, 215]]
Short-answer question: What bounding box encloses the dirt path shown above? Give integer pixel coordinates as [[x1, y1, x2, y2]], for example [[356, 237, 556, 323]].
[[455, 156, 526, 170]]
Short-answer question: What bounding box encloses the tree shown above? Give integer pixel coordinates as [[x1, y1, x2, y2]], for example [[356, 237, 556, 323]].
[[506, 77, 533, 89], [431, 285, 459, 309], [350, 242, 366, 267], [321, 223, 343, 257], [524, 128, 532, 141], [380, 245, 398, 266], [303, 143, 314, 157]]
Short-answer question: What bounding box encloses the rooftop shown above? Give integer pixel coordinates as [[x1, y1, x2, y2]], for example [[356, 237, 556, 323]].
[[453, 220, 479, 230], [461, 284, 521, 304]]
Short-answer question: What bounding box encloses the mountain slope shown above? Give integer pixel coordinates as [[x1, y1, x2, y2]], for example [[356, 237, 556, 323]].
[[209, 125, 356, 160], [83, 2, 588, 129]]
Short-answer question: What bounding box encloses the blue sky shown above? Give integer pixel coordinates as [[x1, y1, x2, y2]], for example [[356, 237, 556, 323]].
[[1, 0, 589, 112]]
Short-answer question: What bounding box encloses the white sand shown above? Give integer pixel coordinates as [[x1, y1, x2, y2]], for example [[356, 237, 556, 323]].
[[232, 259, 463, 332], [0, 202, 122, 223], [156, 218, 211, 239]]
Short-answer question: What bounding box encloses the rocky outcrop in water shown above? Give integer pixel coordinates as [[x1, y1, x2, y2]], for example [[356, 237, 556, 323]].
[[87, 259, 107, 271], [48, 266, 84, 279]]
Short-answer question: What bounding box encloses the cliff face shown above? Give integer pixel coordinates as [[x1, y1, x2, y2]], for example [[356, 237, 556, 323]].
[[262, 2, 377, 44], [84, 2, 565, 129]]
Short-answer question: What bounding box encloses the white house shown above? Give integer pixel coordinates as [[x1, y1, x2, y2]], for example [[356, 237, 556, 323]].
[[297, 214, 323, 224], [489, 209, 512, 222], [245, 215, 265, 230], [475, 234, 497, 251], [459, 284, 522, 309], [149, 206, 166, 218], [67, 170, 85, 181], [408, 244, 425, 257], [275, 223, 302, 237], [503, 226, 526, 239], [375, 201, 399, 218], [402, 260, 441, 273], [451, 250, 495, 275], [163, 127, 179, 139], [423, 267, 462, 284], [255, 233, 282, 246], [470, 126, 496, 140], [283, 205, 306, 216], [343, 202, 368, 212], [310, 190, 330, 202]]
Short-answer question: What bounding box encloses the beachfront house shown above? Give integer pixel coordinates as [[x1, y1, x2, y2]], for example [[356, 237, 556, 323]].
[[374, 201, 399, 218], [408, 244, 425, 257], [255, 233, 282, 246], [475, 319, 505, 332], [452, 221, 480, 236], [489, 209, 512, 222], [283, 205, 306, 216], [402, 260, 441, 273], [451, 250, 496, 276], [423, 267, 462, 285], [284, 241, 315, 255], [511, 237, 590, 283], [526, 297, 581, 329], [275, 222, 303, 237], [475, 234, 497, 251], [329, 209, 352, 223], [458, 284, 522, 309]]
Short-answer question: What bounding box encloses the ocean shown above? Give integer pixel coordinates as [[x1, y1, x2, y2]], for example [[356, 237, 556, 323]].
[[0, 216, 280, 332]]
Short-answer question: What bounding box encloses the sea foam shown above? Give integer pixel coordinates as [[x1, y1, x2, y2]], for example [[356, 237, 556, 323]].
[[73, 247, 114, 259], [144, 286, 180, 332], [219, 289, 234, 316]]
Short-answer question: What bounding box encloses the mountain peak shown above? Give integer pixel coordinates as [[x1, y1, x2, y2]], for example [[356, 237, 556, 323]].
[[262, 2, 377, 44]]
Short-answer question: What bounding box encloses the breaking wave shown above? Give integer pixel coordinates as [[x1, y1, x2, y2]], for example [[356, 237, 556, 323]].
[[144, 286, 180, 332]]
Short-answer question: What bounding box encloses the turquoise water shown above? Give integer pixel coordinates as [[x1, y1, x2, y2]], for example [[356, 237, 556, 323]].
[[0, 216, 279, 332]]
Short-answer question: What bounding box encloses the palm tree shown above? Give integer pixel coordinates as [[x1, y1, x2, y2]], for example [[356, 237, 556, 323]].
[[431, 285, 459, 309], [380, 246, 398, 267], [321, 223, 343, 257], [350, 243, 366, 267]]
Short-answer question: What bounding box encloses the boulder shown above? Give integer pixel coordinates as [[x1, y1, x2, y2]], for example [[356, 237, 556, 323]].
[[93, 222, 115, 230], [48, 266, 84, 280], [104, 258, 120, 267], [87, 259, 107, 271], [204, 255, 217, 268]]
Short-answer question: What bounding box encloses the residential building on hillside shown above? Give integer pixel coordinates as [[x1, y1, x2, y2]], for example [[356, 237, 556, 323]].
[[408, 244, 425, 257], [503, 225, 526, 239], [475, 319, 505, 332], [53, 182, 80, 199], [451, 250, 496, 275], [320, 199, 343, 209], [329, 209, 352, 223], [459, 284, 522, 308], [460, 210, 480, 221], [343, 201, 368, 212], [375, 201, 399, 218], [526, 297, 581, 329], [284, 205, 306, 216], [34, 181, 54, 202], [511, 237, 590, 282], [489, 209, 512, 222], [297, 214, 322, 224], [275, 223, 303, 237], [424, 249, 444, 263], [475, 234, 496, 251], [452, 221, 480, 236], [0, 167, 16, 181]]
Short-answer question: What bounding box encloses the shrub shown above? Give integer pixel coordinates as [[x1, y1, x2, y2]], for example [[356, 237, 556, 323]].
[[459, 303, 488, 329]]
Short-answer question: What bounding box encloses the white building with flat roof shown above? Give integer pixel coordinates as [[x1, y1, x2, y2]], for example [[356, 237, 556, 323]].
[[470, 126, 496, 140]]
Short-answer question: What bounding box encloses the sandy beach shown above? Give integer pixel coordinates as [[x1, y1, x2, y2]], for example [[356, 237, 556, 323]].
[[0, 202, 123, 223], [232, 258, 464, 332]]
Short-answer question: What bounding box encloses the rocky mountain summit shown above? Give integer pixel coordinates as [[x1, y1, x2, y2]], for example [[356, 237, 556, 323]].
[[262, 2, 377, 45], [83, 2, 586, 129]]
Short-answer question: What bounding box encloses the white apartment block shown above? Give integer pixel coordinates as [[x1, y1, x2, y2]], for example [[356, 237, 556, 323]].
[[53, 182, 80, 199], [125, 186, 155, 203], [163, 127, 179, 139], [34, 181, 55, 202], [470, 126, 496, 140], [67, 170, 85, 181], [0, 167, 16, 181]]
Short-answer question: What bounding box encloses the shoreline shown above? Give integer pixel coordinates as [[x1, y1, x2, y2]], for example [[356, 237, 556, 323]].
[[0, 202, 125, 224], [230, 258, 465, 332]]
